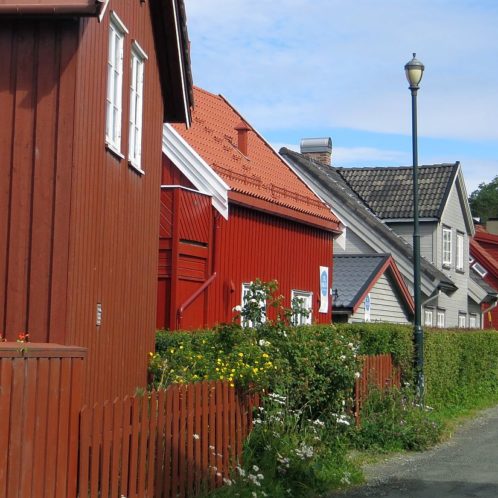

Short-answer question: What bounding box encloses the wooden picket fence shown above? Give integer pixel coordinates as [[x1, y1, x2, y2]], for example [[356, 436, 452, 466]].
[[354, 353, 401, 424], [78, 381, 258, 498]]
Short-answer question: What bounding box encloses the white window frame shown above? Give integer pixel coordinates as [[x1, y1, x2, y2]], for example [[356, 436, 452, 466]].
[[442, 227, 452, 267], [128, 41, 147, 173], [241, 283, 266, 328], [106, 12, 128, 156], [424, 308, 433, 327], [456, 232, 464, 271], [469, 314, 477, 329], [291, 290, 313, 325], [472, 262, 488, 278], [458, 313, 466, 328], [437, 309, 445, 328]]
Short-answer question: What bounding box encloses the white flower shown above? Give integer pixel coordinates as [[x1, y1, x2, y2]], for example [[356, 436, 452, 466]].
[[252, 493, 258, 498], [258, 339, 270, 347], [193, 433, 200, 440], [354, 372, 361, 379], [232, 305, 242, 312], [223, 478, 232, 485], [257, 473, 264, 480], [252, 465, 259, 472]]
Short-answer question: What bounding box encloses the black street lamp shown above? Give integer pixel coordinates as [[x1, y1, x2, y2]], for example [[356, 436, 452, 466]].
[[405, 53, 425, 401]]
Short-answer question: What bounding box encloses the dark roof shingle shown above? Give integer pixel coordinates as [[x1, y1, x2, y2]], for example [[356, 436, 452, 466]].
[[336, 164, 459, 219]]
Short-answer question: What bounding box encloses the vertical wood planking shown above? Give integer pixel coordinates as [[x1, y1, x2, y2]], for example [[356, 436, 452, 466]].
[[119, 397, 132, 498], [147, 392, 158, 497], [194, 382, 203, 494], [186, 384, 195, 497]]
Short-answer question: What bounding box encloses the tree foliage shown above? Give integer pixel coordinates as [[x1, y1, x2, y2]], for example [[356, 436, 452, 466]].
[[469, 176, 498, 222]]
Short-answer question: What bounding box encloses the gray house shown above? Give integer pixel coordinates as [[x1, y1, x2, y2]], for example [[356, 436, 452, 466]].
[[281, 142, 494, 328], [333, 253, 414, 324]]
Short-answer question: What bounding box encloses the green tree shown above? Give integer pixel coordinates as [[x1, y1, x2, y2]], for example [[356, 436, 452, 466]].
[[469, 176, 498, 223]]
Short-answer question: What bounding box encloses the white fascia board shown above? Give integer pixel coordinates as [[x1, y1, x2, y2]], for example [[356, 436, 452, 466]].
[[162, 124, 229, 219]]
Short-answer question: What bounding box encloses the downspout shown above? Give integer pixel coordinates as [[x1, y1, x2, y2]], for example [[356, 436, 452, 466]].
[[481, 299, 498, 329], [176, 212, 220, 329]]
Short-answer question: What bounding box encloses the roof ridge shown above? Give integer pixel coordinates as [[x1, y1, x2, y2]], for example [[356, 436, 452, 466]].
[[337, 163, 458, 171]]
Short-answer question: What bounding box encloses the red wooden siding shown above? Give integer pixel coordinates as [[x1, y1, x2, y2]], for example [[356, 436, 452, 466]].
[[1, 2, 167, 404], [158, 188, 214, 330], [79, 382, 258, 498], [65, 2, 165, 404], [0, 343, 86, 498], [210, 204, 333, 326], [0, 19, 78, 344]]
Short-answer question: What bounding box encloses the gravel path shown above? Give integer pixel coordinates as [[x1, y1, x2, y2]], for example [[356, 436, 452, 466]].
[[328, 405, 498, 498]]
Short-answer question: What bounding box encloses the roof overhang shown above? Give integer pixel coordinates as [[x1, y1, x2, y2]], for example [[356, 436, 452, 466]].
[[0, 0, 108, 16], [162, 124, 229, 219], [468, 277, 491, 305], [150, 0, 193, 126], [229, 190, 342, 234]]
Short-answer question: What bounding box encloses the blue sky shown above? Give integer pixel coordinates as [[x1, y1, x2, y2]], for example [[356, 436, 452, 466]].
[[185, 0, 498, 194]]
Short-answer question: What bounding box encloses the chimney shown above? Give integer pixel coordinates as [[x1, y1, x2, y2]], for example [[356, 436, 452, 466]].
[[300, 137, 332, 166], [486, 218, 498, 235], [235, 121, 250, 156]]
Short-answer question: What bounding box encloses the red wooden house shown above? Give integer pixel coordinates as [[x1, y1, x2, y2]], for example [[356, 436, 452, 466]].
[[158, 87, 342, 330], [0, 0, 193, 403], [470, 226, 498, 328]]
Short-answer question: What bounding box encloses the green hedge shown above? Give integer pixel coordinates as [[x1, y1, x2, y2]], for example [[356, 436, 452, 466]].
[[338, 323, 498, 410], [152, 323, 360, 422]]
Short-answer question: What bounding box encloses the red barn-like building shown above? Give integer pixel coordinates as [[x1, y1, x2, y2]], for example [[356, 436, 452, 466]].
[[0, 0, 193, 403], [158, 87, 342, 330], [470, 226, 498, 328]]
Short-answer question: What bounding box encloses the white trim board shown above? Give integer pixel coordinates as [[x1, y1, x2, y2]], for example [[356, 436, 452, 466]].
[[162, 124, 230, 219]]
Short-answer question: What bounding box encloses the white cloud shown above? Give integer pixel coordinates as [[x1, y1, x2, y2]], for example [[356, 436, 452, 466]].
[[186, 0, 498, 141]]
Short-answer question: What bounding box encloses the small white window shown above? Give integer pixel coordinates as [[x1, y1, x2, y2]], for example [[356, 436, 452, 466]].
[[437, 310, 445, 328], [456, 232, 464, 271], [241, 283, 266, 328], [424, 309, 433, 327], [291, 290, 313, 325], [106, 12, 128, 154], [472, 262, 488, 278], [458, 314, 466, 328], [469, 314, 477, 328], [442, 227, 452, 267], [128, 41, 147, 172]]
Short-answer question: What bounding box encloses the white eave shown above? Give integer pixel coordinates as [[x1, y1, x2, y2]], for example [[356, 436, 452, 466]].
[[162, 124, 230, 219], [468, 277, 489, 304]]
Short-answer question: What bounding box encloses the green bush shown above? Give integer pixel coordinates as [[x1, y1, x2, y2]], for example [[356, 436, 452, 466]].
[[354, 386, 443, 452]]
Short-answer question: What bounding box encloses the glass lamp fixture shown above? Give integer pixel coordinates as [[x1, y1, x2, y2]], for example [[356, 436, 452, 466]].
[[405, 53, 424, 90]]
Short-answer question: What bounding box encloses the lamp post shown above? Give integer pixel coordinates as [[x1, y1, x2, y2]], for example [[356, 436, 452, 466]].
[[405, 53, 425, 401]]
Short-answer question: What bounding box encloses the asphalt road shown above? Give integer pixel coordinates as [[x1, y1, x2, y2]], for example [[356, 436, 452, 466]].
[[328, 404, 498, 498]]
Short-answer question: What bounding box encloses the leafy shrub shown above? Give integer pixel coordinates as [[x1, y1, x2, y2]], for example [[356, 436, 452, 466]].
[[355, 386, 443, 452], [203, 392, 361, 498]]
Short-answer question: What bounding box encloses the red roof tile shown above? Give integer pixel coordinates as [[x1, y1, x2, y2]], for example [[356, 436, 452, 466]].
[[172, 87, 340, 230]]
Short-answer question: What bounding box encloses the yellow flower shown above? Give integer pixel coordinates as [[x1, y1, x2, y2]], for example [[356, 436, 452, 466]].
[[253, 367, 259, 373], [170, 349, 175, 354], [238, 352, 244, 357], [262, 353, 269, 358], [230, 383, 235, 387], [179, 345, 184, 349]]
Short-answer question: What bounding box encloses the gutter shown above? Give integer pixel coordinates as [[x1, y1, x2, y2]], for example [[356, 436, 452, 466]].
[[176, 212, 220, 329]]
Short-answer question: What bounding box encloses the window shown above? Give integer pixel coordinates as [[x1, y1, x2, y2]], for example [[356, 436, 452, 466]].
[[241, 283, 266, 328], [291, 290, 313, 325], [469, 314, 477, 329], [106, 12, 128, 154], [472, 262, 488, 278], [456, 232, 464, 271], [442, 227, 452, 267], [458, 313, 466, 328], [424, 309, 433, 327], [437, 309, 445, 328], [128, 41, 147, 171]]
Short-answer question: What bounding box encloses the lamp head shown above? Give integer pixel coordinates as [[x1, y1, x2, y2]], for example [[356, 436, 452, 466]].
[[405, 53, 424, 90]]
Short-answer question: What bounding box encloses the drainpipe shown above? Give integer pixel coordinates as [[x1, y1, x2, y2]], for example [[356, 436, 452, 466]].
[[176, 212, 220, 329], [481, 300, 498, 329]]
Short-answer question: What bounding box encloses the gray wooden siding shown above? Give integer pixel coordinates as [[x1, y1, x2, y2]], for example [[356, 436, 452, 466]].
[[387, 221, 435, 263], [335, 228, 373, 254], [350, 273, 411, 324], [468, 300, 482, 328]]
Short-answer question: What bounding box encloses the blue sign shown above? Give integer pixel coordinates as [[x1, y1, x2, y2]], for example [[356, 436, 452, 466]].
[[320, 269, 328, 297]]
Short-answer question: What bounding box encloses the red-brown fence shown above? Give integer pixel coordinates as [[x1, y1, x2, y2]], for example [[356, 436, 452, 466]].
[[78, 381, 258, 498], [354, 353, 401, 424], [0, 342, 86, 498]]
